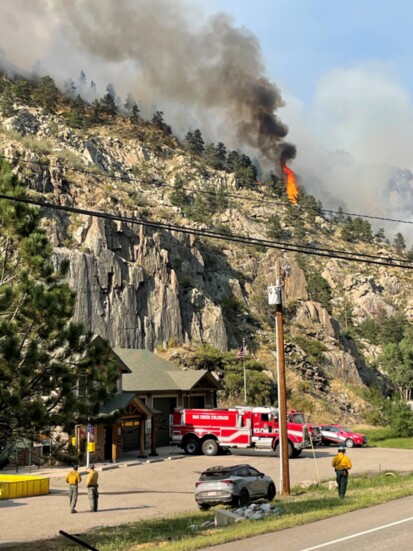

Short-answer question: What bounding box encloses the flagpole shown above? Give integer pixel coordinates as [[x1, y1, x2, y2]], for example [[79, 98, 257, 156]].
[[243, 338, 247, 405]]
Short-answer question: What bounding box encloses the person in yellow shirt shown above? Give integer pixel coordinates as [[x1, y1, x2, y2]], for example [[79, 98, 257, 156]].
[[65, 465, 82, 513], [86, 464, 99, 512], [332, 446, 352, 498]]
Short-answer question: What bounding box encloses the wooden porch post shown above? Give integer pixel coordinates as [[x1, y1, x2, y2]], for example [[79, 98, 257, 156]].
[[151, 414, 158, 456], [138, 418, 146, 458]]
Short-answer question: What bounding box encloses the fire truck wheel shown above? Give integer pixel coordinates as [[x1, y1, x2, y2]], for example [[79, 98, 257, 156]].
[[239, 488, 249, 507], [201, 438, 219, 456], [292, 449, 302, 458], [274, 441, 293, 458], [183, 438, 200, 455], [266, 483, 276, 501]]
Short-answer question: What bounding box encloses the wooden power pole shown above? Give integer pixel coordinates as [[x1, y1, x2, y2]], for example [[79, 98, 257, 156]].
[[270, 262, 291, 496]]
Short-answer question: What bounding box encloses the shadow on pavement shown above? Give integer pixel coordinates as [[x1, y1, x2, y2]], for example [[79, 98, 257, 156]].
[[97, 505, 153, 512], [101, 489, 193, 495], [0, 501, 26, 508]]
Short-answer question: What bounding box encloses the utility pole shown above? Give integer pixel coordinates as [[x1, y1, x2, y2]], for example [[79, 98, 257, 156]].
[[242, 337, 247, 405], [268, 261, 291, 496]]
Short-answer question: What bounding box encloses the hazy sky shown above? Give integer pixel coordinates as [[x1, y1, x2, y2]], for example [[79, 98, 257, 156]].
[[1, 0, 412, 239]]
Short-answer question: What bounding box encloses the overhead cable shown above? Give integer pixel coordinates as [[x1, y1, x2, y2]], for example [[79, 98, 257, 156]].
[[0, 192, 412, 270]]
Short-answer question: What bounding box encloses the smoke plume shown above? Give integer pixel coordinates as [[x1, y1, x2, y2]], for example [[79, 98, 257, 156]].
[[0, 0, 295, 164]]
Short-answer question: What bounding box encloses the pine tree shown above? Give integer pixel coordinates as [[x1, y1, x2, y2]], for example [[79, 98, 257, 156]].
[[393, 232, 406, 253], [69, 94, 87, 128], [185, 129, 205, 156], [0, 161, 118, 446], [130, 104, 140, 124], [91, 99, 102, 123], [13, 79, 32, 104], [33, 75, 59, 114], [101, 92, 117, 117]]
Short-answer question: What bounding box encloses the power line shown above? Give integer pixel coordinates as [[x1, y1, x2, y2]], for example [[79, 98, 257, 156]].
[[0, 192, 412, 270], [1, 153, 413, 228]]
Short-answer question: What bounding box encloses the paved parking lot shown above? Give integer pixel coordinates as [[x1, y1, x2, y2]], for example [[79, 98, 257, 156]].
[[1, 446, 413, 547]]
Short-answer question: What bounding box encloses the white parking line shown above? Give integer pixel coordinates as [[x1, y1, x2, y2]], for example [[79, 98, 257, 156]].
[[299, 516, 413, 550]]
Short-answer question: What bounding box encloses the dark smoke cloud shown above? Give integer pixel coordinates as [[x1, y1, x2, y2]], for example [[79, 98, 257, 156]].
[[0, 0, 295, 163]]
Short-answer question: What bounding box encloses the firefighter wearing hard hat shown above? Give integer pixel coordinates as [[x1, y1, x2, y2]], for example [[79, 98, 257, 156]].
[[332, 445, 352, 498]]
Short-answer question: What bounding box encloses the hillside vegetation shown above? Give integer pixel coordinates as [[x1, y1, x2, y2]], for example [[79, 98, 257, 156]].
[[1, 70, 413, 430]]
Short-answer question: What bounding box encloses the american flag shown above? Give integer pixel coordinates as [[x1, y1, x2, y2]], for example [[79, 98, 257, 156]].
[[236, 345, 245, 360]]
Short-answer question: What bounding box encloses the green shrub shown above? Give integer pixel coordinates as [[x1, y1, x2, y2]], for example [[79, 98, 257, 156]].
[[293, 335, 327, 363]]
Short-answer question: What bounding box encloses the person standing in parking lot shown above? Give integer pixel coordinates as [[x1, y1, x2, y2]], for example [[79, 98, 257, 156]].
[[86, 464, 99, 512], [332, 445, 352, 498], [65, 464, 81, 513]]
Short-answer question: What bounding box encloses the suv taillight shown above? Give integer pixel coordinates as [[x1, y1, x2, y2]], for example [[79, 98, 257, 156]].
[[222, 479, 234, 485], [195, 481, 203, 487]]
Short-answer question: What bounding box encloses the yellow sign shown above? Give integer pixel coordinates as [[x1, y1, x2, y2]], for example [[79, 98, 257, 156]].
[[88, 442, 95, 453]]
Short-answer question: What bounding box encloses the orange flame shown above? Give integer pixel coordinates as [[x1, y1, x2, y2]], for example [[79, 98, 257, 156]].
[[282, 163, 299, 204]]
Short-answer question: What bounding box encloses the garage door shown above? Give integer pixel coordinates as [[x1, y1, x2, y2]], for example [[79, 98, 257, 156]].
[[153, 397, 177, 446]]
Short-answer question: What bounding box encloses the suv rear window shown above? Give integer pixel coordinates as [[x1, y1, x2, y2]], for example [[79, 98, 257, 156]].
[[200, 470, 231, 481]]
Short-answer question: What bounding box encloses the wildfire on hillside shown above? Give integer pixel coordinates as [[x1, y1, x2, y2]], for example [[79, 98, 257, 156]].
[[282, 163, 299, 204]]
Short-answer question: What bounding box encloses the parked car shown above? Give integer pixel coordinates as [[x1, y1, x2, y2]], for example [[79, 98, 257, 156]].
[[195, 463, 276, 510], [319, 424, 367, 448]]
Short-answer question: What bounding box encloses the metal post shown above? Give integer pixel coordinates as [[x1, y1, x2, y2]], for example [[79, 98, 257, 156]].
[[86, 420, 90, 468], [243, 337, 247, 405]]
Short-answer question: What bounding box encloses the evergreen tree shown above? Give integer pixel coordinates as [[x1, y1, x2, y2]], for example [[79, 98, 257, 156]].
[[0, 161, 118, 445], [13, 79, 32, 104], [63, 78, 77, 99], [0, 82, 15, 117], [33, 75, 59, 114], [124, 93, 136, 113], [101, 92, 117, 117], [169, 177, 188, 208], [79, 70, 87, 93], [185, 129, 204, 156], [227, 150, 241, 172], [69, 94, 87, 128], [306, 272, 333, 313], [204, 142, 227, 169], [393, 232, 406, 253], [130, 104, 140, 124], [265, 173, 285, 198], [151, 110, 172, 133], [267, 214, 288, 240], [91, 99, 102, 123], [375, 227, 386, 243], [334, 206, 346, 224], [152, 110, 165, 128]]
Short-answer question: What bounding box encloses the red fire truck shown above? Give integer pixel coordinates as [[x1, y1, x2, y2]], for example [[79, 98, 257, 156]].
[[170, 406, 321, 458]]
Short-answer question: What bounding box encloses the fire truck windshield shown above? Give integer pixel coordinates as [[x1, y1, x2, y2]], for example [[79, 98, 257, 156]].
[[292, 413, 305, 424]]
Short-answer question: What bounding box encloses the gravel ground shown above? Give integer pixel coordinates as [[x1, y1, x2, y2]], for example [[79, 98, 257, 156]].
[[1, 445, 412, 547]]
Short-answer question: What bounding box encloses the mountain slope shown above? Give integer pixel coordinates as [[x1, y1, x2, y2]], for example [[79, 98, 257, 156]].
[[1, 83, 412, 424]]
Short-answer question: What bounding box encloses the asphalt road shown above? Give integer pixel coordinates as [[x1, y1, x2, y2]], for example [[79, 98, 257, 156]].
[[1, 446, 413, 547], [201, 495, 413, 551]]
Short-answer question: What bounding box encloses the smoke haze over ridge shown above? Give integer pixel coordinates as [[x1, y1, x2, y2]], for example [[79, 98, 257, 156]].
[[1, 0, 413, 242], [0, 0, 295, 164]]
